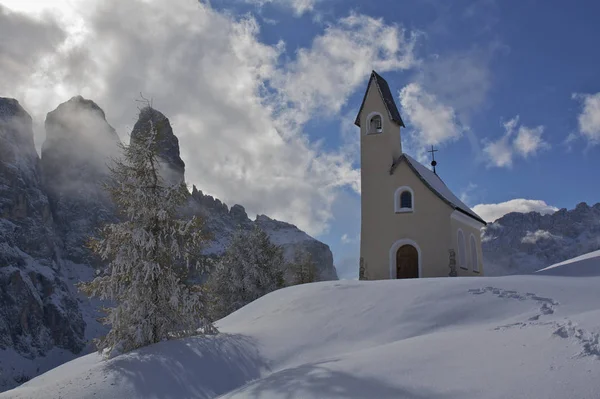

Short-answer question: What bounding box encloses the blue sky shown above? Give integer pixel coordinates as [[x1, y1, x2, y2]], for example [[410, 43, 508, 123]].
[[2, 0, 600, 279], [212, 0, 600, 278]]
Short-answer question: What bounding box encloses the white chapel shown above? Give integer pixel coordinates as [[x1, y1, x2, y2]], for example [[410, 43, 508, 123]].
[[356, 71, 486, 280]]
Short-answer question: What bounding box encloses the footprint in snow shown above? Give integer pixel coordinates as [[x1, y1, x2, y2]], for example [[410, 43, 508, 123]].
[[471, 286, 599, 360], [468, 286, 558, 327], [553, 321, 600, 359]]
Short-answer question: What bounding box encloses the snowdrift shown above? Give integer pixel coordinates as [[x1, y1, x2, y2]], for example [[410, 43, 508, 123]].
[[536, 249, 600, 277], [3, 275, 600, 399]]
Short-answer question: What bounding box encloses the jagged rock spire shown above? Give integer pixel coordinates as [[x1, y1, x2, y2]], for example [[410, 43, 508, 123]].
[[131, 106, 185, 186]]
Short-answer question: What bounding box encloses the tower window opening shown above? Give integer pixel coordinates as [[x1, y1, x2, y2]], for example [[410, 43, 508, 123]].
[[369, 114, 383, 134]]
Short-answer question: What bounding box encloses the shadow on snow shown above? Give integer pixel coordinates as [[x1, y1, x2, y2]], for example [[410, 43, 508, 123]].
[[104, 333, 268, 399]]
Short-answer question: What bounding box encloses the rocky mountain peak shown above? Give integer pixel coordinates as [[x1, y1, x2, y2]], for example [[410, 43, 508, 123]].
[[0, 98, 30, 123], [190, 186, 229, 214], [42, 96, 120, 184], [44, 96, 118, 147], [483, 202, 600, 275], [0, 98, 85, 381], [0, 97, 53, 256], [0, 98, 37, 183], [41, 96, 119, 265], [230, 204, 248, 221], [131, 107, 185, 185]]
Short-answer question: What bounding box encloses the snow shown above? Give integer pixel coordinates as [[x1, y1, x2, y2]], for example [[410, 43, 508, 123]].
[[536, 249, 600, 277], [3, 274, 600, 399], [404, 154, 485, 223]]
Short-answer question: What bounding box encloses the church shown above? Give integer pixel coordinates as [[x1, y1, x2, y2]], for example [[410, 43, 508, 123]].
[[356, 71, 486, 280]]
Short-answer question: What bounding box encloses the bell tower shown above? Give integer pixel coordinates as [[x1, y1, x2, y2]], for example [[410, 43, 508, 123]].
[[355, 71, 405, 280]]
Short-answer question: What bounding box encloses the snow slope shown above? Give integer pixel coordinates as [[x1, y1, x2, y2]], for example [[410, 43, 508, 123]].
[[3, 274, 600, 399], [536, 249, 600, 277]]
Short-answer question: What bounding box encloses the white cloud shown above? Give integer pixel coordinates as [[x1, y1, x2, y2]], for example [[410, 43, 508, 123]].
[[563, 131, 579, 152], [274, 13, 418, 127], [416, 51, 492, 123], [340, 233, 357, 245], [0, 0, 418, 237], [573, 92, 600, 145], [404, 44, 506, 157], [0, 0, 73, 16], [483, 116, 549, 168], [513, 125, 549, 157], [482, 133, 513, 167], [521, 230, 561, 245], [473, 199, 559, 223], [0, 5, 67, 94], [398, 82, 462, 162], [395, 47, 497, 161]]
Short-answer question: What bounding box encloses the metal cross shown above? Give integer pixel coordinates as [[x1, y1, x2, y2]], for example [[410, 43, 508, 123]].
[[428, 145, 438, 174]]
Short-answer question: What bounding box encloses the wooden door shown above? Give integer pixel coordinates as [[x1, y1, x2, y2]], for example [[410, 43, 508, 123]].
[[396, 245, 418, 279]]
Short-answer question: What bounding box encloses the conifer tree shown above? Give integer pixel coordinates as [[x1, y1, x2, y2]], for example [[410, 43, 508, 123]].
[[78, 106, 215, 357], [208, 226, 285, 320], [290, 248, 317, 285]]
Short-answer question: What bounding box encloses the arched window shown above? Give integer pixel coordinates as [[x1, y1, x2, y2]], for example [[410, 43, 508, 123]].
[[394, 186, 414, 213], [470, 234, 479, 272], [457, 229, 467, 269], [368, 113, 383, 134]]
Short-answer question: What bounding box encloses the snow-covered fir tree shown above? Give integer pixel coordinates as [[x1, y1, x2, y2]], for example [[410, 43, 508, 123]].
[[289, 248, 317, 285], [78, 106, 215, 357], [208, 226, 285, 320]]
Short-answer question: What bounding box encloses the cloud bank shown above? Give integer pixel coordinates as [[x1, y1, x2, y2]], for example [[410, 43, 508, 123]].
[[0, 0, 418, 237], [473, 199, 559, 223]]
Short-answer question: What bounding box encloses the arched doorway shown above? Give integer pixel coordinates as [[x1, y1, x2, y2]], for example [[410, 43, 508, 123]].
[[396, 244, 419, 279]]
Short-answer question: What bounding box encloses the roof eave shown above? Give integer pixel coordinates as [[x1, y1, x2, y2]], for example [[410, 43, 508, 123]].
[[455, 207, 487, 226], [391, 154, 486, 226]]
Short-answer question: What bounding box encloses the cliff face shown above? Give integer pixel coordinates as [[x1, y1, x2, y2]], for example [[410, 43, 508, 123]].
[[0, 98, 338, 391], [41, 96, 120, 266], [255, 214, 338, 281], [189, 186, 339, 281], [0, 98, 85, 387], [482, 202, 600, 275]]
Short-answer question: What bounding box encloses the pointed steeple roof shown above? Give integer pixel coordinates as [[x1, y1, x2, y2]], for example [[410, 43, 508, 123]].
[[354, 70, 405, 128]]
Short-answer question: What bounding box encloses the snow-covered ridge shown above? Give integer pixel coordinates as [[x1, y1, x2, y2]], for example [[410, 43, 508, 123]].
[[483, 201, 600, 275], [3, 273, 600, 399], [537, 249, 600, 277]]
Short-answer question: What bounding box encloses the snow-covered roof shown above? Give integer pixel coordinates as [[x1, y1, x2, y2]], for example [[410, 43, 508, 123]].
[[393, 153, 486, 225]]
